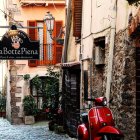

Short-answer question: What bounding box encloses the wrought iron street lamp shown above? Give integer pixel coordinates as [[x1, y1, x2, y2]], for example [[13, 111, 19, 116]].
[[44, 11, 64, 44], [44, 11, 55, 38]]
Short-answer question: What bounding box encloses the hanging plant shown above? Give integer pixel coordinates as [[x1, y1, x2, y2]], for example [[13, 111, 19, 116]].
[[31, 75, 42, 90], [0, 95, 6, 112], [46, 66, 60, 79], [23, 74, 30, 81]]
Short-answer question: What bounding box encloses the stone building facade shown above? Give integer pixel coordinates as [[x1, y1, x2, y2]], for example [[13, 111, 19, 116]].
[[87, 29, 136, 140], [62, 0, 138, 139], [79, 0, 137, 140], [111, 29, 136, 140], [9, 60, 23, 124], [5, 0, 66, 124], [82, 28, 136, 140]]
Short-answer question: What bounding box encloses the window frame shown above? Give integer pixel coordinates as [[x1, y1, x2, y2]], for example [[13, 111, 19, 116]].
[[28, 20, 63, 66]]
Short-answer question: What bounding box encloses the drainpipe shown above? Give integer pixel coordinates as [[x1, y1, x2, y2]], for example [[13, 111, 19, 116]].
[[105, 0, 117, 101], [62, 0, 71, 63]]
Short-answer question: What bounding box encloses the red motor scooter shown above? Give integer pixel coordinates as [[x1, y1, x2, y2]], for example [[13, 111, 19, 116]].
[[77, 97, 124, 140]]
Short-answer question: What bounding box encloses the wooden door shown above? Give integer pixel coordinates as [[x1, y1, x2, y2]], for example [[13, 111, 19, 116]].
[[63, 69, 80, 137]]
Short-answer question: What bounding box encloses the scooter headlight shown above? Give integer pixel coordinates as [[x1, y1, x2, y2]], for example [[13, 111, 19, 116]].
[[103, 97, 107, 106], [102, 122, 107, 126]]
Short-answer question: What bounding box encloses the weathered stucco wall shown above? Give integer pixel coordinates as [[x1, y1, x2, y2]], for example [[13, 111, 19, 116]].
[[13, 0, 65, 32], [81, 1, 137, 139], [67, 19, 78, 62], [81, 29, 136, 139], [81, 37, 110, 108], [111, 29, 136, 140]]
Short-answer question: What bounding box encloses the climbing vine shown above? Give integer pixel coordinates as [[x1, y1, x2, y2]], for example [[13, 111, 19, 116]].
[[30, 66, 60, 114]]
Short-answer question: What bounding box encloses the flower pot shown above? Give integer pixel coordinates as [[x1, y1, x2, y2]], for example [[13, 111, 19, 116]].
[[24, 116, 35, 125], [0, 112, 6, 118]]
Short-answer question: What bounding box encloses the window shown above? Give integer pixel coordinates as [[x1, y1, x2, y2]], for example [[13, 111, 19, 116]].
[[31, 86, 43, 110], [30, 76, 46, 110], [28, 20, 63, 67], [30, 76, 59, 110], [94, 37, 105, 65]]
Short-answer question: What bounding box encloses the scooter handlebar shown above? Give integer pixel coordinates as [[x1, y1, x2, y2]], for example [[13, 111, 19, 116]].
[[109, 97, 113, 104], [85, 98, 95, 101]]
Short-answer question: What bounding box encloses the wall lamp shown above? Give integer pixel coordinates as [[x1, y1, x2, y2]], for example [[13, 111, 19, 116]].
[[44, 11, 64, 44]]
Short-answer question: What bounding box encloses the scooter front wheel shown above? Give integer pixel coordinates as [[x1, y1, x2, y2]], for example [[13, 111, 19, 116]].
[[101, 134, 124, 140]]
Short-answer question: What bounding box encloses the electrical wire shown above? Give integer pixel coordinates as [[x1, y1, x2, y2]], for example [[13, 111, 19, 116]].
[[0, 8, 23, 27], [50, 0, 66, 15], [51, 0, 60, 13], [82, 26, 111, 40]]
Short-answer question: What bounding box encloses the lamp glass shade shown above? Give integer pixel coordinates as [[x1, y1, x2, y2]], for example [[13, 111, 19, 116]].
[[44, 12, 54, 32]]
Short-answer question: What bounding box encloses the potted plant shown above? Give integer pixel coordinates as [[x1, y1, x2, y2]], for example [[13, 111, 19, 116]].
[[23, 95, 38, 124], [23, 74, 30, 81], [31, 75, 42, 90], [0, 95, 6, 118]]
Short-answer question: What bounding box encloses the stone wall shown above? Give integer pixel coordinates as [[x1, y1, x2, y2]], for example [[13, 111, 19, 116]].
[[90, 40, 109, 98], [110, 29, 136, 140], [10, 60, 23, 124], [92, 64, 105, 97], [83, 29, 136, 139]]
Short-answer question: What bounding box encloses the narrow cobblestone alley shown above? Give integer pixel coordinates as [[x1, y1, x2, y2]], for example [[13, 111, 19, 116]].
[[0, 118, 75, 140]]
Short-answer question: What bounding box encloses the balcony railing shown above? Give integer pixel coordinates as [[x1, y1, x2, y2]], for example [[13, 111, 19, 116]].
[[19, 0, 65, 6]]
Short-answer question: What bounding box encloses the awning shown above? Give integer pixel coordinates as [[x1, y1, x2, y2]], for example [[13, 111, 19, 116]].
[[61, 61, 80, 69]]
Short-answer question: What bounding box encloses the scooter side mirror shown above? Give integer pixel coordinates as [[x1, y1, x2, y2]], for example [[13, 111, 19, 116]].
[[109, 97, 113, 104]]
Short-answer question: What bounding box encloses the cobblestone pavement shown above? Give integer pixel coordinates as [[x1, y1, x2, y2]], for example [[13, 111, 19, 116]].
[[0, 118, 76, 140]]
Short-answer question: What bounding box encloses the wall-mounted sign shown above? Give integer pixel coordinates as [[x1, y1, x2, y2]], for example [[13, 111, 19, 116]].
[[0, 29, 39, 60]]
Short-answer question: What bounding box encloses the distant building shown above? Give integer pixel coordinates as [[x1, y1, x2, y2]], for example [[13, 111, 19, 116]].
[[5, 0, 65, 124]]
